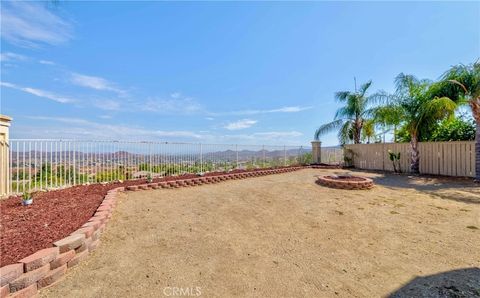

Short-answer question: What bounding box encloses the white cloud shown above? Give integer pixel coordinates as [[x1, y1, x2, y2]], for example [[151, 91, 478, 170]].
[[24, 116, 204, 140], [0, 1, 73, 48], [0, 52, 28, 62], [170, 92, 181, 99], [251, 131, 303, 138], [70, 73, 127, 96], [205, 117, 215, 121], [213, 131, 304, 145], [224, 119, 257, 130], [0, 81, 76, 103], [93, 99, 121, 111], [17, 116, 306, 145], [142, 95, 203, 114], [39, 60, 55, 65], [267, 106, 311, 113], [212, 106, 312, 116]]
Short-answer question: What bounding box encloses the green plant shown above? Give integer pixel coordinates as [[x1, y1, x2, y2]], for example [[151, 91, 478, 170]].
[[372, 103, 404, 142], [388, 150, 401, 173], [343, 148, 356, 167], [22, 191, 31, 201], [298, 152, 313, 165], [376, 73, 458, 173], [438, 61, 480, 181], [315, 80, 377, 145], [430, 116, 475, 141], [361, 119, 376, 144]]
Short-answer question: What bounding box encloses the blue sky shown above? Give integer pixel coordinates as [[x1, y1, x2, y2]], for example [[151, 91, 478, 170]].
[[1, 1, 478, 146]]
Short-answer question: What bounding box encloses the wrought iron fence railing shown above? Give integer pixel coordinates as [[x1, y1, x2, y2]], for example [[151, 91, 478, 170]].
[[7, 139, 312, 195], [321, 147, 344, 165]]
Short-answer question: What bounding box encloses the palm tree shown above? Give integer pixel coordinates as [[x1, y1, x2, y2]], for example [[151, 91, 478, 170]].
[[362, 119, 376, 144], [373, 104, 404, 142], [380, 73, 458, 173], [314, 80, 375, 144], [438, 62, 480, 181]]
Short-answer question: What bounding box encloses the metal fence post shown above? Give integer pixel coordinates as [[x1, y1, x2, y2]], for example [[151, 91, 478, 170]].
[[235, 144, 239, 169], [200, 143, 203, 173], [73, 140, 76, 185], [262, 145, 265, 168]]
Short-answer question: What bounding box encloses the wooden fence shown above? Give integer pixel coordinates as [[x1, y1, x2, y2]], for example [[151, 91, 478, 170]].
[[345, 141, 476, 177]]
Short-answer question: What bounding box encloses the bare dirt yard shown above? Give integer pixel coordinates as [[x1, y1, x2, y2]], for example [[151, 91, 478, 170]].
[[41, 169, 480, 298]]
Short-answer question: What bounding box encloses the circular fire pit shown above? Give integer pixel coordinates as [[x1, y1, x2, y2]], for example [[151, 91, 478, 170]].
[[316, 175, 374, 190]]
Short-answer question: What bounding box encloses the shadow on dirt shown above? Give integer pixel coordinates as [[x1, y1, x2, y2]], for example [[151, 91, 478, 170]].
[[337, 169, 480, 205], [388, 267, 480, 298]]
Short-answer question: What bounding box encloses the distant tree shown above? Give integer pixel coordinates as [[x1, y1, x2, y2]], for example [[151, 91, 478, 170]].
[[430, 116, 475, 142], [298, 152, 313, 165], [361, 119, 376, 144], [372, 102, 404, 142], [315, 80, 376, 144]]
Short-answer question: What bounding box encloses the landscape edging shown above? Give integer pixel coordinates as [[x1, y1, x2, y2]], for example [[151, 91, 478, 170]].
[[0, 186, 124, 298]]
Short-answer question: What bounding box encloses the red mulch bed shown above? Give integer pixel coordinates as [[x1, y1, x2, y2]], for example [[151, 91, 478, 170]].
[[0, 167, 298, 267]]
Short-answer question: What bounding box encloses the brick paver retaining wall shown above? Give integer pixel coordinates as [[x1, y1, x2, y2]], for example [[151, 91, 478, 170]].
[[0, 185, 123, 298]]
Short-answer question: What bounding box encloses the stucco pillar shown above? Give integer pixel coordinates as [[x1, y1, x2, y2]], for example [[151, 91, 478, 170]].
[[0, 115, 12, 197], [311, 141, 321, 164]]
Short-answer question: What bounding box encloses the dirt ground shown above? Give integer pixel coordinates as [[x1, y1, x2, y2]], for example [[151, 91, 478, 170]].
[[41, 169, 480, 298]]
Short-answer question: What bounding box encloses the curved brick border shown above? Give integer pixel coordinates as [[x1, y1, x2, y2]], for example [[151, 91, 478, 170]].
[[124, 167, 304, 191], [0, 166, 308, 297], [0, 186, 124, 297], [316, 175, 374, 190]]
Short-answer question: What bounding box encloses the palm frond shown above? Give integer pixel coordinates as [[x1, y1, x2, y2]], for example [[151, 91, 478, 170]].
[[440, 62, 480, 100], [334, 106, 354, 120], [367, 90, 394, 106], [314, 119, 344, 140], [372, 105, 404, 126], [416, 97, 457, 131], [358, 80, 372, 96], [337, 121, 354, 145], [394, 73, 419, 95], [334, 91, 351, 102]]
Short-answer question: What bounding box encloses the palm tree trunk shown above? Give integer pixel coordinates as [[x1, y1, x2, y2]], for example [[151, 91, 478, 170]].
[[476, 121, 480, 182], [354, 120, 362, 144], [393, 125, 397, 143], [471, 98, 480, 182], [410, 133, 420, 174]]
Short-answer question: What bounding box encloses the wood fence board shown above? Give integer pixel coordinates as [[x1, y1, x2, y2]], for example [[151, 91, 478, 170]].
[[345, 141, 475, 177]]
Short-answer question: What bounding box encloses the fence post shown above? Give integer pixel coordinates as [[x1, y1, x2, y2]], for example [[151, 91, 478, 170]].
[[200, 143, 203, 173], [262, 145, 266, 168], [311, 141, 321, 164], [0, 115, 12, 197], [235, 144, 239, 169]]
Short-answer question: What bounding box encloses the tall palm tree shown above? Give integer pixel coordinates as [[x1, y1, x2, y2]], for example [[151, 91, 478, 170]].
[[314, 80, 375, 144], [381, 74, 458, 173], [438, 62, 480, 181]]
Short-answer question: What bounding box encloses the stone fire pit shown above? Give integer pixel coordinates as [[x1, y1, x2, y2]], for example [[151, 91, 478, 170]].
[[316, 175, 374, 190]]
